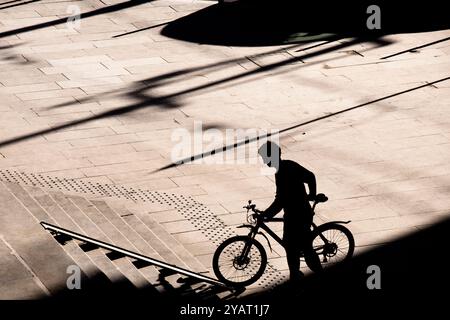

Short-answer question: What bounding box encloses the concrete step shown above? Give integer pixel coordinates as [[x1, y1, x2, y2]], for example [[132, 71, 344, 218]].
[[22, 186, 139, 290], [0, 236, 49, 299], [116, 211, 200, 288], [69, 195, 186, 291], [0, 182, 85, 296], [2, 180, 225, 297], [118, 211, 185, 267], [92, 199, 212, 289], [88, 198, 195, 290], [46, 190, 154, 290], [105, 198, 210, 274], [87, 200, 163, 278], [136, 212, 209, 274], [87, 200, 159, 256], [3, 182, 104, 283]]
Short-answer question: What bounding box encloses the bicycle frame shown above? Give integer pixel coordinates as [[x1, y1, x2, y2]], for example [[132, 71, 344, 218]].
[[237, 218, 284, 253], [213, 198, 355, 287], [237, 209, 351, 255]]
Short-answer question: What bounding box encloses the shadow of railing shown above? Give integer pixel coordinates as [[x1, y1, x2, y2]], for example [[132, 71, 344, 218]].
[[0, 36, 390, 149]]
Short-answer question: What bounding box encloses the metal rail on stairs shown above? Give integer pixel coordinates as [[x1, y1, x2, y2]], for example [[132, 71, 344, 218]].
[[40, 221, 228, 288]]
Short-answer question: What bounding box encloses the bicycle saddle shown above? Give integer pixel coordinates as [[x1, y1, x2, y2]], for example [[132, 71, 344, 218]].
[[315, 193, 328, 203]]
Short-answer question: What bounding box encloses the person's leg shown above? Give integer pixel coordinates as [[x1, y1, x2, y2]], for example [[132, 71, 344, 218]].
[[285, 241, 303, 281], [283, 223, 303, 281]]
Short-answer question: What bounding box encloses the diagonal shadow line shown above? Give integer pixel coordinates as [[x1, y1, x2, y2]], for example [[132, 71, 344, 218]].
[[56, 38, 357, 116], [128, 39, 362, 101], [0, 0, 40, 10], [152, 76, 450, 173], [198, 38, 388, 95], [139, 38, 380, 102], [113, 21, 170, 38], [381, 36, 450, 59], [294, 40, 338, 52], [0, 0, 24, 5], [0, 98, 169, 149], [45, 41, 335, 110], [0, 38, 375, 149], [0, 0, 150, 38]]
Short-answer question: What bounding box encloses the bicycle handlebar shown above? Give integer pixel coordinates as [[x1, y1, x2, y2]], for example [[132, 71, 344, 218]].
[[244, 193, 328, 217]]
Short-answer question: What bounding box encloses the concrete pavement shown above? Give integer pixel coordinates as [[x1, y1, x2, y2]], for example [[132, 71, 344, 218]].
[[0, 0, 449, 299]]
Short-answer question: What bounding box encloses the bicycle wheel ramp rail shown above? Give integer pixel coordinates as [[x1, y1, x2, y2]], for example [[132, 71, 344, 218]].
[[40, 221, 229, 288]]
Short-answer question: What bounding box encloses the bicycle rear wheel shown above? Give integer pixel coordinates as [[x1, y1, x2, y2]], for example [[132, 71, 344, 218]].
[[213, 236, 267, 287], [311, 223, 354, 267]]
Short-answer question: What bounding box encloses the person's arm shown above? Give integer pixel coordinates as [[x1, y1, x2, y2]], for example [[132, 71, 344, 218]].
[[262, 193, 283, 219], [304, 168, 317, 201]]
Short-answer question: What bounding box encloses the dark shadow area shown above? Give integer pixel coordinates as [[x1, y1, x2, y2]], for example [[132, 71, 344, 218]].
[[241, 216, 450, 316], [4, 216, 448, 318], [42, 270, 239, 302], [161, 1, 450, 46], [22, 268, 244, 318]]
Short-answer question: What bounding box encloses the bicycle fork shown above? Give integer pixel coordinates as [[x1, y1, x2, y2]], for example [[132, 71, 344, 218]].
[[241, 229, 258, 258]]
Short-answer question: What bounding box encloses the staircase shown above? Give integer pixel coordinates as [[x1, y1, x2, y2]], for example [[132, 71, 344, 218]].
[[0, 180, 231, 300]]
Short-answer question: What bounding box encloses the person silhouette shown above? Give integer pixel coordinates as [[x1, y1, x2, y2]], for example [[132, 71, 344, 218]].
[[258, 141, 323, 282]]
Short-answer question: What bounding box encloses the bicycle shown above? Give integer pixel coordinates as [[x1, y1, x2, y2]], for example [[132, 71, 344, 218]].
[[212, 193, 355, 287]]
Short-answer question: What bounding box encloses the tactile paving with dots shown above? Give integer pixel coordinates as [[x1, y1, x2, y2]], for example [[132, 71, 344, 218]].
[[0, 169, 284, 289]]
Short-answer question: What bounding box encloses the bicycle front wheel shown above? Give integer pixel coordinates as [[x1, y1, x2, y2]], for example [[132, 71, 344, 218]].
[[213, 236, 267, 287], [311, 223, 355, 268]]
